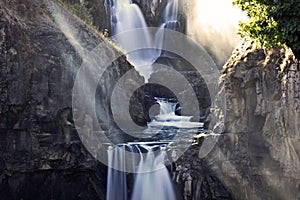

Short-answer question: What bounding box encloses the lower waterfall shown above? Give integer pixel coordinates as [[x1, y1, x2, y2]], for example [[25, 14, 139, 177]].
[[106, 143, 176, 200]]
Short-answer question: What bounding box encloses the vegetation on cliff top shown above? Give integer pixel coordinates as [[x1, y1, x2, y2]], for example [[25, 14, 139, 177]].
[[61, 0, 93, 25], [233, 0, 300, 58]]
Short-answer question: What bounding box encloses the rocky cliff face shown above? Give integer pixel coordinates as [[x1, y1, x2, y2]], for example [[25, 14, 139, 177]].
[[0, 0, 137, 199], [174, 41, 300, 200], [215, 41, 300, 200]]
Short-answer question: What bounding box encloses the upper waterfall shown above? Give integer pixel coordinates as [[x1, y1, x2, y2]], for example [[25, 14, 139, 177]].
[[110, 0, 179, 81]]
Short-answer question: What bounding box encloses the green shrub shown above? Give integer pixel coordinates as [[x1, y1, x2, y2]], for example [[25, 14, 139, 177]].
[[233, 0, 300, 58], [62, 1, 93, 25]]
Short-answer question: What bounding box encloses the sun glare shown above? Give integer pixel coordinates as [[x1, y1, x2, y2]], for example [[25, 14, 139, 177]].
[[196, 0, 247, 31]]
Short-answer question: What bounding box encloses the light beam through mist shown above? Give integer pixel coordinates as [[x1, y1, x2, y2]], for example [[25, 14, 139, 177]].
[[186, 0, 247, 66]]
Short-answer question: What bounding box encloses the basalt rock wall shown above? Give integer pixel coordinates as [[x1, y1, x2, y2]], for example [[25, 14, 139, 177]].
[[0, 0, 138, 199], [174, 41, 300, 200]]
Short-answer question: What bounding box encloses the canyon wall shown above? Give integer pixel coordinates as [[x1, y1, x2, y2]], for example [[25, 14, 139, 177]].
[[174, 41, 300, 200], [0, 0, 137, 199]]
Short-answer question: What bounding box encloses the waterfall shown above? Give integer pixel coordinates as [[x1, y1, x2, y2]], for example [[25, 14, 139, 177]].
[[131, 145, 175, 200], [162, 0, 179, 29], [164, 0, 178, 22], [106, 145, 129, 200], [106, 98, 204, 200], [106, 1, 188, 199], [147, 98, 204, 129], [106, 144, 175, 200], [110, 0, 179, 81], [157, 99, 177, 115]]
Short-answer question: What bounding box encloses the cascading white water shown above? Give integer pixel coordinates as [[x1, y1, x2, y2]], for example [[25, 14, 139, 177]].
[[106, 145, 129, 200], [106, 1, 187, 200], [164, 0, 178, 21], [110, 0, 157, 81], [106, 97, 204, 200], [106, 144, 175, 200], [131, 145, 176, 200], [162, 0, 179, 29], [110, 0, 179, 81], [158, 99, 177, 115], [147, 98, 204, 129]]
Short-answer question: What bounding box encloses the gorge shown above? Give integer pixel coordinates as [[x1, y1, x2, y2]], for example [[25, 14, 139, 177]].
[[0, 0, 299, 200]]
